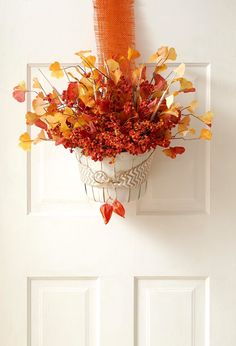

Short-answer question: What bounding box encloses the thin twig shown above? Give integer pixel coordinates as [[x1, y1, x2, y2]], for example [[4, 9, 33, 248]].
[[38, 68, 63, 104], [172, 137, 199, 141]]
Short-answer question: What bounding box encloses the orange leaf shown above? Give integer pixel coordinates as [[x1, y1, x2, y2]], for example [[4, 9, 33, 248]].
[[163, 146, 185, 159], [49, 61, 64, 78], [127, 47, 140, 60], [32, 92, 47, 115], [199, 128, 212, 140], [25, 112, 38, 125], [178, 115, 190, 133]]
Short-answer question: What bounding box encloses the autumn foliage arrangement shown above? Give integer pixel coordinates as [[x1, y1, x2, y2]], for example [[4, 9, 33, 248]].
[[13, 47, 213, 224]]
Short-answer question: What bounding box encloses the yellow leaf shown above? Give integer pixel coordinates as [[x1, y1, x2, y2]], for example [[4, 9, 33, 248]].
[[131, 65, 145, 84], [19, 132, 32, 151], [74, 116, 87, 128], [178, 78, 193, 90], [63, 107, 74, 116], [178, 115, 190, 133], [106, 59, 121, 83], [166, 95, 174, 109], [43, 115, 57, 127], [199, 128, 212, 140], [81, 55, 96, 68], [188, 100, 198, 113], [148, 52, 159, 63], [189, 128, 196, 135], [160, 108, 179, 118], [181, 128, 196, 137], [49, 61, 64, 79], [106, 59, 120, 72], [174, 63, 185, 78], [75, 50, 92, 57], [157, 46, 168, 58], [127, 47, 140, 60], [198, 111, 213, 125], [17, 81, 27, 91], [79, 94, 95, 108], [148, 46, 168, 63], [79, 77, 94, 94], [112, 69, 122, 84], [67, 71, 80, 81], [47, 112, 70, 134], [155, 64, 167, 73], [168, 47, 177, 60], [33, 130, 46, 144], [32, 77, 42, 89]]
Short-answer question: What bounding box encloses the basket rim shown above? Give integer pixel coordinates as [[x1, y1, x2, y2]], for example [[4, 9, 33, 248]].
[[74, 147, 155, 161]]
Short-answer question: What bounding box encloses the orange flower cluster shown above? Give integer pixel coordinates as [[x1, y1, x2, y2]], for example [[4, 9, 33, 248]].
[[14, 47, 213, 159]]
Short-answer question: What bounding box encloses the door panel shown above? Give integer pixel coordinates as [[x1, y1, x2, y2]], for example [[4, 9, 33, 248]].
[[30, 278, 99, 346], [1, 0, 236, 345], [135, 277, 209, 346]]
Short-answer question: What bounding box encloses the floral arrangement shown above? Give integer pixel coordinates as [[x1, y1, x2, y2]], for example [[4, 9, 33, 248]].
[[13, 47, 212, 224]]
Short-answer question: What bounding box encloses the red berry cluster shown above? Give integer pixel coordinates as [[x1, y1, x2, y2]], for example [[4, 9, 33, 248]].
[[60, 75, 181, 161]]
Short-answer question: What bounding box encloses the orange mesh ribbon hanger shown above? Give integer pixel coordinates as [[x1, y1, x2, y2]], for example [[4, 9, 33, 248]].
[[93, 0, 135, 62]]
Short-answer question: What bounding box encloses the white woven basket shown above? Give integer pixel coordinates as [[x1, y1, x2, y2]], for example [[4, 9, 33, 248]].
[[75, 148, 154, 203]]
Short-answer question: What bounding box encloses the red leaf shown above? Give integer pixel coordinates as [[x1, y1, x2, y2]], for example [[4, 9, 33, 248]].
[[174, 146, 185, 154], [55, 137, 66, 146], [47, 131, 53, 139], [112, 199, 125, 218], [183, 87, 196, 93], [12, 90, 25, 102], [153, 73, 166, 90], [100, 203, 113, 224], [163, 146, 185, 159], [67, 82, 79, 101], [34, 118, 48, 130]]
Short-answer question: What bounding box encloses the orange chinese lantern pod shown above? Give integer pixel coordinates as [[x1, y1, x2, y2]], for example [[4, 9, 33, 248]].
[[93, 0, 135, 62]]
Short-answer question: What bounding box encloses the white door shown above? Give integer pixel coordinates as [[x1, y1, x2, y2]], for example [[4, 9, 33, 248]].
[[1, 0, 236, 346]]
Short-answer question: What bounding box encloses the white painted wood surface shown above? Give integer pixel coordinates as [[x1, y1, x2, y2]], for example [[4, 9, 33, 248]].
[[1, 0, 236, 346]]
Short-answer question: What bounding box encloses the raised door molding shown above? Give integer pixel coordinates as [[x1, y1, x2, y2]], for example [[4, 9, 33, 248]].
[[28, 277, 100, 346], [134, 277, 210, 346]]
